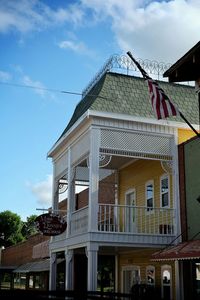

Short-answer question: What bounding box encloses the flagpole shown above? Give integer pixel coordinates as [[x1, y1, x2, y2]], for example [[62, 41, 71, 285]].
[[127, 51, 200, 138], [179, 112, 200, 137]]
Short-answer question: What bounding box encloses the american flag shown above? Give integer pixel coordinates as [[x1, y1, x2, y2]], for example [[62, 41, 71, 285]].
[[127, 51, 179, 120], [127, 51, 199, 137], [147, 79, 179, 120]]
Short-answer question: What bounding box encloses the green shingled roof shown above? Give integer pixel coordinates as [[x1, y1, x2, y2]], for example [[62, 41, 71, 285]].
[[59, 72, 198, 140]]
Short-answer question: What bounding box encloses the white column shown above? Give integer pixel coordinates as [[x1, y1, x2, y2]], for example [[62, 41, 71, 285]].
[[86, 243, 98, 291], [175, 260, 180, 300], [67, 147, 75, 237], [88, 128, 100, 232], [52, 164, 59, 212], [49, 252, 57, 290], [115, 255, 118, 292], [172, 133, 182, 242], [65, 249, 73, 290]]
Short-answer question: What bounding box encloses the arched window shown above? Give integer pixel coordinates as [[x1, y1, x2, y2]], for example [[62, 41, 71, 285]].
[[161, 265, 172, 300], [146, 265, 155, 286]]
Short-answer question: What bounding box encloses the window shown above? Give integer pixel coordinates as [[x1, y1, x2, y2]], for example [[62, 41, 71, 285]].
[[161, 265, 172, 300], [146, 181, 154, 212], [146, 265, 155, 286], [160, 175, 169, 207]]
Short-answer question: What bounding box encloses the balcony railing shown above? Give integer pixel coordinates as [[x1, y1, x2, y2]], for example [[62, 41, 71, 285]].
[[71, 206, 89, 235], [98, 204, 175, 235], [68, 204, 175, 237]]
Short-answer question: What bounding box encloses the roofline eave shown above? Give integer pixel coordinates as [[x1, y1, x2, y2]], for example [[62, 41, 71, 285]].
[[48, 109, 199, 157], [47, 110, 89, 158], [89, 110, 199, 130]]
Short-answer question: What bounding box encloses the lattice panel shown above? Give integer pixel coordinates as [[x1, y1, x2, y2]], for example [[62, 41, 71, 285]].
[[71, 131, 90, 165], [100, 129, 173, 158], [54, 151, 68, 178], [75, 166, 89, 181]]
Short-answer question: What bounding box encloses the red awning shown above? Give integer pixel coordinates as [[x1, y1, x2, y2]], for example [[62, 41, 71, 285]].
[[151, 240, 200, 261]]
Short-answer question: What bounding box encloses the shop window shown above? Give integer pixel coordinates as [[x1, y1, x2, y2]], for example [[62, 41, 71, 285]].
[[161, 265, 172, 300], [146, 265, 155, 286], [122, 265, 141, 293]]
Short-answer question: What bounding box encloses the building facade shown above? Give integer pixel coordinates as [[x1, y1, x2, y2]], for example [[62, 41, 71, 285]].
[[47, 55, 199, 299]]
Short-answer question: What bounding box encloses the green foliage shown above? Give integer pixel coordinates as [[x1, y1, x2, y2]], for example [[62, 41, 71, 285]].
[[0, 210, 24, 247], [0, 211, 38, 247], [21, 214, 38, 239]]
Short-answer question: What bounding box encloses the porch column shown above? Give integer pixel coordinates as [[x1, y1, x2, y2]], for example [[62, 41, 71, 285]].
[[67, 147, 75, 237], [49, 252, 57, 290], [172, 135, 182, 241], [86, 243, 98, 291], [65, 249, 73, 290], [88, 128, 100, 232], [52, 165, 59, 212]]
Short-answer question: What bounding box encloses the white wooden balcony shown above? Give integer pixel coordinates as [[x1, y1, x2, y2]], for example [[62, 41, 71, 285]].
[[52, 204, 176, 247]]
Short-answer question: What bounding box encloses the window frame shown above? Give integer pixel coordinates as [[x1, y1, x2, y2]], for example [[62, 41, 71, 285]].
[[145, 180, 154, 213], [160, 174, 170, 208]]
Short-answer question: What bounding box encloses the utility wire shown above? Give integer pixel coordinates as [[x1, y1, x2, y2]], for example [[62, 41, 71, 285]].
[[0, 80, 114, 101], [0, 80, 82, 96]]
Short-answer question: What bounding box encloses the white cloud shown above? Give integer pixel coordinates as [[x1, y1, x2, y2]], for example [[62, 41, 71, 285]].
[[59, 39, 94, 57], [0, 0, 84, 34], [0, 70, 11, 81], [81, 0, 200, 62], [22, 75, 47, 97], [1, 0, 200, 64], [21, 74, 57, 101], [26, 174, 52, 207]]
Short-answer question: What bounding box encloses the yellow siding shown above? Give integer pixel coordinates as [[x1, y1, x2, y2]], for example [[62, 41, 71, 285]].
[[178, 128, 197, 144], [118, 159, 173, 208], [118, 249, 176, 299]]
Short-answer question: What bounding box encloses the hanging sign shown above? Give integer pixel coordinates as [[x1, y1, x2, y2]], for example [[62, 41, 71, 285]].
[[35, 213, 67, 236]]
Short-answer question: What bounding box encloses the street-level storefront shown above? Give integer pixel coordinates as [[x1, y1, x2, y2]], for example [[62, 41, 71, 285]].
[[152, 239, 200, 300]]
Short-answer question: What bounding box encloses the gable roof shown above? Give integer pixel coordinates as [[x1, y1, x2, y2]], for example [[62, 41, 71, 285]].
[[163, 41, 200, 82], [57, 72, 198, 142]]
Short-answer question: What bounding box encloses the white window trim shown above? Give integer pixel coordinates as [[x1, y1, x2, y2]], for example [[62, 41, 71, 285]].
[[145, 180, 154, 214], [160, 174, 170, 208]]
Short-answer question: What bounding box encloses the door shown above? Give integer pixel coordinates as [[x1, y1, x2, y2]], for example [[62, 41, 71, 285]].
[[122, 266, 141, 293], [125, 189, 136, 232]]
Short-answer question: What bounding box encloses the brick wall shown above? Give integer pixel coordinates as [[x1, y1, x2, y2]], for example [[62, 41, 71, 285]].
[[1, 234, 49, 266]]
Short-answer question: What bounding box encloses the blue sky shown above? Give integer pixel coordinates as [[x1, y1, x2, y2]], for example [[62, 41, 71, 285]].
[[1, 0, 200, 221]]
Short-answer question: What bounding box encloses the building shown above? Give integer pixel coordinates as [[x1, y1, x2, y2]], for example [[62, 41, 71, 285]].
[[0, 234, 49, 290], [151, 41, 200, 300], [47, 54, 199, 299]]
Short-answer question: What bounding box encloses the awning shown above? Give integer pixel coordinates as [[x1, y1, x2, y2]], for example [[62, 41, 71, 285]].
[[13, 259, 50, 273], [0, 266, 17, 271], [151, 239, 200, 261]]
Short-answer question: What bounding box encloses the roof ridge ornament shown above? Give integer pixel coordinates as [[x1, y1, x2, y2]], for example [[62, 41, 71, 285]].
[[82, 54, 172, 98]]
